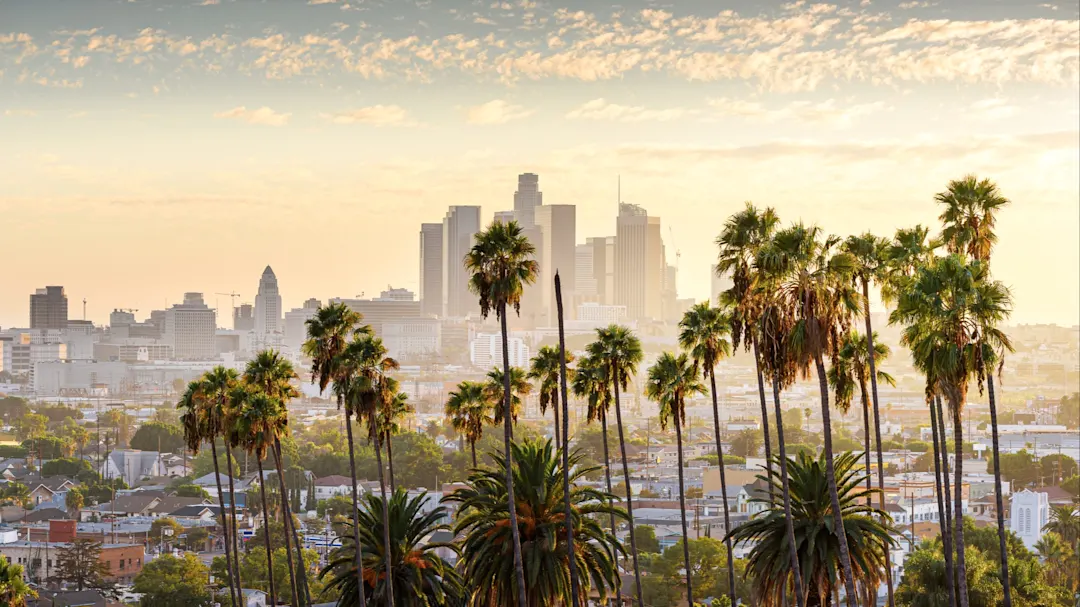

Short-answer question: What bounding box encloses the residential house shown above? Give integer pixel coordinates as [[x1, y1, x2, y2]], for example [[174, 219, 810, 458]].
[[240, 589, 268, 607], [80, 494, 213, 521], [312, 475, 355, 501], [22, 476, 77, 507]]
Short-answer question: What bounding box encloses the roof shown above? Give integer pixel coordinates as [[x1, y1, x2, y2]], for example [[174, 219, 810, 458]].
[[23, 507, 70, 522], [147, 496, 211, 515], [169, 504, 219, 517], [22, 475, 76, 492], [314, 475, 352, 487], [1042, 485, 1078, 504]]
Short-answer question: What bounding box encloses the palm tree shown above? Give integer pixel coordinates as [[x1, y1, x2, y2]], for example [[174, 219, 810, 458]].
[[758, 223, 861, 607], [0, 559, 35, 607], [729, 451, 897, 607], [1044, 505, 1080, 548], [678, 300, 737, 605], [927, 391, 956, 607], [588, 324, 646, 607], [304, 302, 369, 607], [647, 351, 707, 607], [447, 439, 626, 607], [465, 219, 539, 607], [554, 271, 582, 607], [320, 489, 464, 606], [1034, 532, 1077, 590], [376, 389, 413, 492], [484, 366, 531, 429], [528, 345, 573, 448], [936, 174, 1014, 607], [445, 381, 492, 469], [244, 349, 310, 606]]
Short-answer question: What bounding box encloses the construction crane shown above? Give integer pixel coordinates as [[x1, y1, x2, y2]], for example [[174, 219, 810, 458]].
[[216, 292, 241, 308], [668, 226, 681, 270]]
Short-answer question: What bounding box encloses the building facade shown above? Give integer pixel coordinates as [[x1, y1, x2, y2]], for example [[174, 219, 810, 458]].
[[534, 204, 576, 327], [163, 293, 216, 360], [30, 286, 68, 330], [419, 222, 444, 318], [441, 206, 481, 318], [284, 298, 321, 352], [470, 332, 530, 369], [615, 203, 664, 321], [1009, 489, 1050, 550], [513, 173, 542, 228], [254, 266, 282, 336]]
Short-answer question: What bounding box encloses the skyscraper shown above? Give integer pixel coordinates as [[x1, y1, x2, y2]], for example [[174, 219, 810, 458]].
[[586, 236, 615, 304], [419, 223, 444, 317], [575, 244, 596, 296], [615, 203, 664, 321], [535, 204, 576, 326], [512, 173, 542, 228], [30, 286, 68, 330], [254, 266, 282, 335], [164, 292, 216, 360], [233, 304, 255, 331], [442, 205, 481, 318]]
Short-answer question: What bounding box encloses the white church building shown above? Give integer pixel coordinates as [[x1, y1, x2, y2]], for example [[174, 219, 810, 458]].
[[1009, 489, 1050, 550]]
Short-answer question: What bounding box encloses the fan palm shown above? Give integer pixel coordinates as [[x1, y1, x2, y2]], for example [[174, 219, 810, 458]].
[[447, 439, 626, 607], [445, 381, 492, 469], [1044, 505, 1080, 548], [320, 489, 464, 606], [377, 390, 413, 492], [304, 302, 370, 607], [729, 450, 897, 607], [528, 345, 573, 448], [678, 300, 737, 605], [554, 271, 582, 607], [588, 324, 646, 607], [465, 219, 539, 607], [647, 351, 707, 606], [758, 223, 862, 607], [484, 366, 531, 428], [0, 559, 35, 607]]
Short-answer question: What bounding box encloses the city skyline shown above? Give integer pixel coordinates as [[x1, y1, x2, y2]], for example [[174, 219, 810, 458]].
[[2, 0, 1078, 327]]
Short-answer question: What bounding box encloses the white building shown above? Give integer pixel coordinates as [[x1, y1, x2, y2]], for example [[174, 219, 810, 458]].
[[32, 360, 128, 396], [164, 293, 216, 360], [470, 333, 530, 369], [575, 243, 597, 296], [442, 205, 481, 318], [1009, 489, 1050, 550], [284, 299, 321, 352], [254, 266, 283, 336], [382, 319, 441, 361], [576, 303, 627, 324], [103, 450, 163, 487]]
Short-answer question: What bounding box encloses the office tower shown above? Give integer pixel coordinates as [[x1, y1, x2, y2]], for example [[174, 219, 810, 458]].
[[380, 287, 415, 301], [586, 236, 615, 304], [615, 203, 664, 321], [331, 294, 420, 338], [575, 244, 596, 296], [512, 173, 542, 228], [164, 293, 217, 360], [535, 204, 576, 326], [493, 210, 516, 224], [233, 303, 255, 331], [661, 261, 678, 323], [254, 266, 282, 335], [441, 205, 481, 318], [29, 286, 68, 330], [284, 298, 321, 351], [419, 223, 444, 317], [109, 309, 136, 328], [710, 264, 734, 305]]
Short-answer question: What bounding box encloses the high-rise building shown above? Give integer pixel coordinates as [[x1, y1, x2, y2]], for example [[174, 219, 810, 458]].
[[109, 309, 136, 328], [284, 298, 321, 352], [29, 286, 68, 330], [575, 244, 596, 296], [419, 223, 444, 317], [512, 173, 542, 228], [441, 205, 481, 318], [710, 264, 734, 305], [661, 261, 678, 323], [493, 210, 516, 224], [586, 236, 615, 304], [164, 293, 217, 360], [331, 296, 421, 338], [379, 287, 415, 301], [233, 304, 255, 331], [615, 203, 664, 321], [254, 266, 282, 335], [535, 204, 576, 326]]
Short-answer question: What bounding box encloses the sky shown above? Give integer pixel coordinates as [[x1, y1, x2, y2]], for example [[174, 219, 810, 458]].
[[1, 0, 1078, 328]]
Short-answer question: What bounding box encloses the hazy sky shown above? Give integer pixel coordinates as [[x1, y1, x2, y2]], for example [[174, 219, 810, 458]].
[[2, 0, 1078, 328]]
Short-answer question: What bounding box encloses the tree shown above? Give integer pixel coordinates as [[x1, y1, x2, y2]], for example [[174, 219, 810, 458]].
[[679, 299, 738, 607], [99, 409, 134, 447], [634, 525, 661, 554], [1043, 505, 1080, 548], [130, 421, 185, 453], [589, 324, 647, 607], [1039, 454, 1078, 486], [0, 396, 29, 423], [55, 538, 114, 594], [483, 365, 531, 429], [447, 439, 625, 607], [0, 558, 35, 607], [648, 351, 707, 607], [896, 541, 1002, 607], [0, 482, 31, 508], [1057, 393, 1079, 428], [729, 428, 762, 458], [386, 432, 444, 490], [997, 450, 1039, 489], [173, 484, 210, 499], [184, 527, 209, 552], [465, 218, 539, 607], [375, 389, 412, 492], [13, 412, 47, 441], [132, 553, 213, 607], [40, 456, 92, 479], [528, 345, 572, 447], [728, 451, 897, 607], [445, 381, 492, 468], [150, 518, 184, 551], [22, 435, 70, 460]]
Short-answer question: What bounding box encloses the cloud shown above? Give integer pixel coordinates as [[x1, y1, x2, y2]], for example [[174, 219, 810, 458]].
[[566, 98, 689, 122], [213, 106, 291, 126], [198, 0, 219, 5], [321, 104, 416, 126], [967, 98, 1018, 121], [708, 98, 889, 126], [465, 100, 534, 125], [3, 109, 38, 117]]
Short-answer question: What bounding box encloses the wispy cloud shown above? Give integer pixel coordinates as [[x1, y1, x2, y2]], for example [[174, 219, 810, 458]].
[[566, 98, 689, 122], [465, 100, 534, 125], [321, 105, 417, 126], [967, 98, 1018, 121], [213, 106, 291, 126], [708, 98, 889, 126], [3, 109, 38, 117]]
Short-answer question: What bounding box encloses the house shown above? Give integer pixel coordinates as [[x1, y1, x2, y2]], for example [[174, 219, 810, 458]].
[[22, 507, 70, 523], [80, 495, 213, 521], [313, 475, 355, 500], [192, 472, 250, 497], [22, 476, 77, 506], [169, 504, 220, 522], [0, 458, 28, 480], [102, 450, 162, 486], [240, 589, 268, 607], [28, 588, 123, 607], [159, 453, 189, 477]]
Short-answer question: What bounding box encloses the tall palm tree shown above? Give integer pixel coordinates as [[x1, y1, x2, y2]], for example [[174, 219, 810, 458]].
[[842, 231, 896, 607], [0, 559, 35, 607], [320, 489, 464, 606], [729, 451, 897, 607], [678, 300, 737, 605], [445, 381, 492, 468], [588, 324, 646, 607], [717, 202, 781, 503], [758, 223, 861, 607], [1044, 505, 1080, 548], [927, 392, 956, 607], [647, 351, 706, 606], [304, 303, 369, 607], [448, 439, 626, 607], [936, 174, 1014, 607], [554, 271, 582, 607], [376, 390, 413, 492], [484, 366, 531, 429], [528, 345, 573, 448], [465, 219, 539, 607]]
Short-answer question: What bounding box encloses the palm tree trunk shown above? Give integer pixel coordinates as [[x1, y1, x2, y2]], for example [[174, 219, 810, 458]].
[[552, 391, 561, 455], [499, 306, 529, 607], [771, 376, 806, 607], [600, 405, 620, 607], [272, 445, 301, 607], [385, 432, 396, 494], [859, 379, 872, 508], [752, 336, 776, 505], [951, 404, 970, 607], [256, 457, 278, 607], [211, 441, 240, 607], [986, 373, 1012, 607], [674, 410, 694, 606], [707, 369, 736, 606], [470, 440, 478, 470], [612, 369, 644, 607], [372, 428, 395, 606], [814, 355, 858, 607], [929, 395, 956, 607], [224, 447, 243, 600], [277, 440, 311, 607], [554, 271, 582, 607], [343, 408, 368, 607], [861, 292, 894, 607], [936, 395, 957, 606]]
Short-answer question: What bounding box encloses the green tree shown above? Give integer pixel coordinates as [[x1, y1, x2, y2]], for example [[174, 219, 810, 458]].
[[55, 538, 115, 595], [14, 412, 47, 441], [0, 396, 29, 423], [445, 380, 492, 468], [375, 389, 412, 492], [99, 409, 134, 447], [0, 558, 35, 606], [173, 484, 210, 499], [729, 428, 763, 458], [528, 345, 572, 448], [133, 553, 213, 607], [130, 421, 185, 453], [0, 482, 31, 508], [387, 432, 444, 490], [41, 457, 93, 478], [634, 525, 661, 554], [1044, 505, 1080, 548], [997, 450, 1039, 489], [1039, 454, 1078, 486], [150, 518, 184, 550], [465, 218, 539, 607], [1057, 393, 1079, 428]]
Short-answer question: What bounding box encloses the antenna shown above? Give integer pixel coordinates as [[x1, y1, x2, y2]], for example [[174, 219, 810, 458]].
[[83, 298, 87, 321]]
